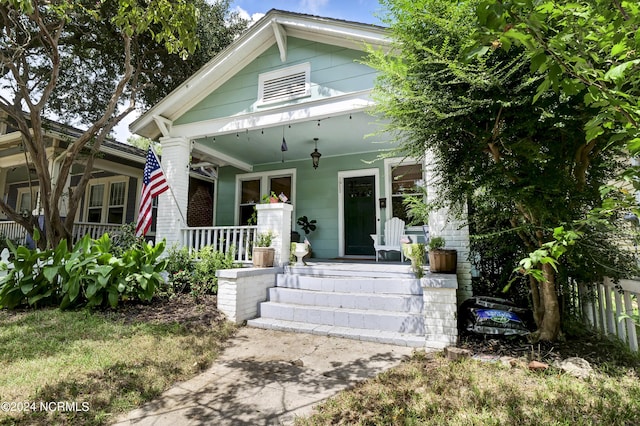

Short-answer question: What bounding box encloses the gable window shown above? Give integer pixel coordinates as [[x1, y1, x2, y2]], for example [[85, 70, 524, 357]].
[[85, 178, 128, 224], [385, 159, 423, 225], [257, 63, 310, 105], [236, 169, 296, 225]]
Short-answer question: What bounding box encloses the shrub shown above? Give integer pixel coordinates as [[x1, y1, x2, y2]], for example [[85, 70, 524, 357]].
[[0, 234, 167, 310], [164, 245, 196, 295], [191, 246, 237, 298]]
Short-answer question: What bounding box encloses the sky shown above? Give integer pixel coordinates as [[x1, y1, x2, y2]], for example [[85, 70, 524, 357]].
[[114, 0, 386, 142]]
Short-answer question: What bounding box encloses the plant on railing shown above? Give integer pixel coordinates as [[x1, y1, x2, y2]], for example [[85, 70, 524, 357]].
[[0, 233, 167, 310]]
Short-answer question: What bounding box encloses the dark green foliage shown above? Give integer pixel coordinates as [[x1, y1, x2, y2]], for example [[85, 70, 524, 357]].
[[163, 245, 238, 299], [0, 234, 167, 310], [297, 216, 317, 235], [192, 246, 237, 298]]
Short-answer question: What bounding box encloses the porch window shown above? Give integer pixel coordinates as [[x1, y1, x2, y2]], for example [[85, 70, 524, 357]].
[[236, 169, 296, 225], [390, 163, 423, 224], [85, 179, 128, 224], [239, 179, 260, 225], [16, 187, 39, 215]]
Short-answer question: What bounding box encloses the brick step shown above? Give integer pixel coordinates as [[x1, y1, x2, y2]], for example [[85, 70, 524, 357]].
[[246, 318, 426, 348], [258, 302, 425, 335], [276, 274, 423, 295], [268, 287, 424, 313]]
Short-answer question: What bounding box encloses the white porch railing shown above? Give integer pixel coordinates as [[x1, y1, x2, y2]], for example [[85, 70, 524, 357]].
[[0, 221, 28, 246], [182, 226, 258, 263], [72, 222, 123, 242], [0, 221, 124, 246], [573, 278, 640, 352]]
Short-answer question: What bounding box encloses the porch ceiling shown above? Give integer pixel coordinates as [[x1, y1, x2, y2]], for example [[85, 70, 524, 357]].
[[192, 111, 393, 168]]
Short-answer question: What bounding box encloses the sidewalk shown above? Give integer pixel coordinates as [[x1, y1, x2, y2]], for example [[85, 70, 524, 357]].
[[112, 327, 417, 425]]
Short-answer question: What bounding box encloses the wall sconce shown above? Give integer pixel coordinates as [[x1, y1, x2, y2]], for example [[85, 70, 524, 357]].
[[379, 198, 387, 208], [310, 138, 321, 169]]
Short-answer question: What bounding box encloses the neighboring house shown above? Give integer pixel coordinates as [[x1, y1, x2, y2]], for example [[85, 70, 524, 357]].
[[0, 114, 148, 244]]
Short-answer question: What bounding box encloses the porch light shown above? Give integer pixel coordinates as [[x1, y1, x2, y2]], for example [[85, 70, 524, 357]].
[[310, 138, 321, 169]]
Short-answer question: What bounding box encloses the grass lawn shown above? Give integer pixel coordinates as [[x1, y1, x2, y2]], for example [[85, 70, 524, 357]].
[[0, 299, 235, 425], [298, 343, 640, 426]]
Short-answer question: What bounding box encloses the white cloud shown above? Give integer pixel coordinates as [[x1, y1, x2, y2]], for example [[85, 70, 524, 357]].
[[233, 6, 264, 26]]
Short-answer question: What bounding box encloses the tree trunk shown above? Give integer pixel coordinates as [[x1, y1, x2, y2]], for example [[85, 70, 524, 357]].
[[536, 263, 561, 341]]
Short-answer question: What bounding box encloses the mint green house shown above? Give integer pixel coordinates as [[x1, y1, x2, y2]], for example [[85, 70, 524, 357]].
[[131, 9, 472, 348]]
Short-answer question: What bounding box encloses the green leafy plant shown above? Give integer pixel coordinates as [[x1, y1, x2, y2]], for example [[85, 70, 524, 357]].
[[428, 236, 445, 251], [255, 231, 274, 247], [297, 216, 317, 235], [403, 184, 430, 226], [192, 246, 237, 299], [0, 233, 167, 310], [403, 243, 426, 278], [165, 245, 196, 294]]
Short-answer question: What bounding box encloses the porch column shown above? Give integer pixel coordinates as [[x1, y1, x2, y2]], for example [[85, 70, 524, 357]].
[[0, 168, 7, 219], [157, 136, 191, 248], [424, 151, 473, 304], [256, 203, 292, 266]]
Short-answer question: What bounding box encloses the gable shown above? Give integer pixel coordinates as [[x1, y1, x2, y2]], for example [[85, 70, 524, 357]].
[[173, 38, 377, 127]]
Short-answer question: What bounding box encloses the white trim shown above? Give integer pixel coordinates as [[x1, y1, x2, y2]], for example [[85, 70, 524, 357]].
[[16, 186, 39, 216], [271, 21, 287, 62], [337, 168, 380, 257], [193, 142, 253, 172], [383, 156, 423, 222], [83, 176, 129, 224], [234, 168, 297, 225], [171, 90, 374, 140]]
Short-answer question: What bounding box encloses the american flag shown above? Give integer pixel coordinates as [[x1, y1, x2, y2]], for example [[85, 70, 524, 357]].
[[135, 147, 169, 237]]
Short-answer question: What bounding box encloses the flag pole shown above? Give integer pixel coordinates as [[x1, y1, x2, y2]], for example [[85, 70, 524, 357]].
[[150, 143, 187, 225]]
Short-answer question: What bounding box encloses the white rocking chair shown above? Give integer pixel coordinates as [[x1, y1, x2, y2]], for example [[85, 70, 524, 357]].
[[370, 217, 407, 262]]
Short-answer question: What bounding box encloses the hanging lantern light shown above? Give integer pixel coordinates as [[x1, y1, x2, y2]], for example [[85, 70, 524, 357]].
[[310, 138, 321, 169]]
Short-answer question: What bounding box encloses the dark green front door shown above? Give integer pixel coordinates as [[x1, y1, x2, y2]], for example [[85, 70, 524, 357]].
[[344, 175, 376, 256]]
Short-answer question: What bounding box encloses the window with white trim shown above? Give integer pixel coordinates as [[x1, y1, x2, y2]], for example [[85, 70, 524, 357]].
[[257, 63, 310, 105], [385, 159, 423, 225], [85, 178, 128, 224], [16, 187, 39, 215], [236, 170, 296, 225]]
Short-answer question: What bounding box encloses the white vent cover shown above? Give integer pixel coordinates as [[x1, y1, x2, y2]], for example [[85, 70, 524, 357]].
[[258, 63, 310, 105]]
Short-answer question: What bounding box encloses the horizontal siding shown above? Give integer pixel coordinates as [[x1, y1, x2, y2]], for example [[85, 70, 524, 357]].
[[175, 38, 377, 126]]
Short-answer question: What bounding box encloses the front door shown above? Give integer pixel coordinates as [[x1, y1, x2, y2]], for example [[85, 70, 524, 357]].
[[343, 175, 376, 256]]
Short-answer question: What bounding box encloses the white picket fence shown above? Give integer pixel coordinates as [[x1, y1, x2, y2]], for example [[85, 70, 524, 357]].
[[182, 225, 257, 264], [571, 278, 640, 352]]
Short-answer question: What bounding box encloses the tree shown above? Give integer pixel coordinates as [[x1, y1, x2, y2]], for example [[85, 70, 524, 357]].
[[368, 0, 635, 340], [473, 0, 640, 184], [0, 0, 244, 249]]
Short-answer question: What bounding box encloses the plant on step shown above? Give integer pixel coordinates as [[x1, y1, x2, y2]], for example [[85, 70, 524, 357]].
[[403, 243, 426, 278], [428, 236, 445, 251], [297, 216, 317, 235]]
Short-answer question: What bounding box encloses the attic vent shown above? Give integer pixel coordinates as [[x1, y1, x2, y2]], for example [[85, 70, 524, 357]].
[[258, 63, 310, 105]]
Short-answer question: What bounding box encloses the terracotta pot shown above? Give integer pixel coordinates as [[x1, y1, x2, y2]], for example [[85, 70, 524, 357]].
[[428, 249, 457, 273], [253, 247, 275, 267]]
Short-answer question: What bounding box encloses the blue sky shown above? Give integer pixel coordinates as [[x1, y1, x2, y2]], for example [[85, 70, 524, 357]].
[[230, 0, 386, 25]]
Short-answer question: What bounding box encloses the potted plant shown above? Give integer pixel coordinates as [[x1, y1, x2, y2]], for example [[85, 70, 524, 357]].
[[403, 183, 430, 240], [253, 230, 275, 267], [296, 216, 317, 259], [428, 236, 457, 273]]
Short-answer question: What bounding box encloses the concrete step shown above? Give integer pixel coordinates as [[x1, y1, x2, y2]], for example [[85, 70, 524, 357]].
[[247, 318, 425, 348], [268, 287, 424, 313], [276, 274, 423, 295], [258, 302, 425, 335], [285, 263, 416, 279]]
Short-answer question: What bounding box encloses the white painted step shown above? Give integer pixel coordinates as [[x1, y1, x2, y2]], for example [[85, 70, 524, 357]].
[[258, 302, 425, 335], [276, 274, 423, 295], [247, 318, 425, 348], [268, 287, 424, 313]]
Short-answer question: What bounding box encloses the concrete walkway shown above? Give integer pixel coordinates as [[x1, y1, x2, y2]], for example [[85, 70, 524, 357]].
[[112, 327, 417, 425]]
